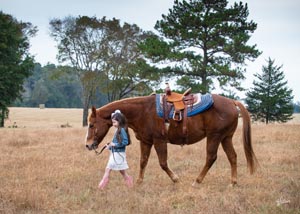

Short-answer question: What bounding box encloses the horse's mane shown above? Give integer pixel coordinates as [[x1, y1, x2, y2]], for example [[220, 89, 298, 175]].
[[100, 95, 152, 109], [93, 95, 153, 120]]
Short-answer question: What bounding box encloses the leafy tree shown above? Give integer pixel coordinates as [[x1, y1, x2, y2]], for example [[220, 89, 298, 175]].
[[31, 78, 49, 105], [15, 63, 85, 108], [50, 16, 108, 126], [140, 0, 261, 95], [0, 11, 37, 127], [98, 22, 160, 101], [49, 16, 160, 126], [41, 64, 83, 108], [245, 58, 294, 124]]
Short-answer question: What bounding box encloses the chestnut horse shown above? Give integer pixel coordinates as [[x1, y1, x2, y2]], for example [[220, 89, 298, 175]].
[[85, 94, 258, 186]]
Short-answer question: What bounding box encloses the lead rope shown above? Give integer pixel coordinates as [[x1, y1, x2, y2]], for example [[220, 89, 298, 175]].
[[93, 143, 125, 165], [111, 147, 125, 165], [93, 143, 108, 155]]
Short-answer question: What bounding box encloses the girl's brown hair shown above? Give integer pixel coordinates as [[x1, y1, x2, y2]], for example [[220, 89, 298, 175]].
[[111, 112, 131, 145]]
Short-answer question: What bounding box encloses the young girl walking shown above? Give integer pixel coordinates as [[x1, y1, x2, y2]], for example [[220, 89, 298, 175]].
[[98, 110, 133, 190]]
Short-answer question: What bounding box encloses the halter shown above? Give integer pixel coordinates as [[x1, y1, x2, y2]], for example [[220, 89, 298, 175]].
[[87, 119, 107, 150]]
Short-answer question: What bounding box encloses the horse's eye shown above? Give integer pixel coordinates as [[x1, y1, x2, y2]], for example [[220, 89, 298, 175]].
[[89, 124, 94, 128]]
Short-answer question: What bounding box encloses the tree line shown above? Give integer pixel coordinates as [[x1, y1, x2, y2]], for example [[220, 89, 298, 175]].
[[1, 0, 297, 127]]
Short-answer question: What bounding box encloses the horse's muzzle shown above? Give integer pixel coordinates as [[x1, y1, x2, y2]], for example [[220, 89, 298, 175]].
[[86, 144, 93, 150], [86, 141, 98, 151]]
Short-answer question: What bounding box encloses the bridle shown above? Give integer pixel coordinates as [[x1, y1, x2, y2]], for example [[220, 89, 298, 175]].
[[86, 123, 106, 155]]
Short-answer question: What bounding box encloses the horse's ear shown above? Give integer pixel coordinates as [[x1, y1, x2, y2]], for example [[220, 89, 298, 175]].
[[91, 106, 97, 117]]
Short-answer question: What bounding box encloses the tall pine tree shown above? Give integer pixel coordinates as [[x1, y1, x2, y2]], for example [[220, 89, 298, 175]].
[[245, 58, 294, 124], [139, 0, 261, 94]]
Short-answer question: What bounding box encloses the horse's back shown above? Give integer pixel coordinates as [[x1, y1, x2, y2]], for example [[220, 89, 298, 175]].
[[204, 94, 239, 130], [211, 94, 239, 115]]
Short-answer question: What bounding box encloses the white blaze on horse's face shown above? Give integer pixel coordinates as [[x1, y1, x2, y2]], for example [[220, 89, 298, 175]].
[[85, 121, 96, 146], [85, 106, 98, 146]]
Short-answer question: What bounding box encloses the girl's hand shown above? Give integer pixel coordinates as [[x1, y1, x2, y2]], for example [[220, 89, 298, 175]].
[[110, 142, 116, 147]]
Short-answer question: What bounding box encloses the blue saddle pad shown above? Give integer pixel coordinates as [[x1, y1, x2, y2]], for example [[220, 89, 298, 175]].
[[156, 93, 214, 119]]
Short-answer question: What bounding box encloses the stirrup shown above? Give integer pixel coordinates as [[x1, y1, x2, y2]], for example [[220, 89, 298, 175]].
[[173, 111, 182, 121]]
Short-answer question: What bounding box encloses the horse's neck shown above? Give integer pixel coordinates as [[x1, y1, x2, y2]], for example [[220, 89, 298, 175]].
[[107, 97, 149, 131]]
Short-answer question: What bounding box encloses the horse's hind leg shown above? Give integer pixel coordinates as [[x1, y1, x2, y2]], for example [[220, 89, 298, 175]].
[[221, 136, 237, 186], [137, 142, 153, 184], [154, 140, 179, 183], [193, 138, 220, 187]]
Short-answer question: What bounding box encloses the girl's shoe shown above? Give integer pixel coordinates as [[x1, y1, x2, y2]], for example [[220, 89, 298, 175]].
[[125, 175, 133, 188], [98, 177, 109, 190]]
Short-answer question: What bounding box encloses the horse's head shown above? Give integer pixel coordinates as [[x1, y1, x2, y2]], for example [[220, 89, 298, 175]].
[[85, 106, 112, 151]]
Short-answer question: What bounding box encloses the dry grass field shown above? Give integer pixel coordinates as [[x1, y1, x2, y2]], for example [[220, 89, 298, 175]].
[[1, 107, 299, 214]]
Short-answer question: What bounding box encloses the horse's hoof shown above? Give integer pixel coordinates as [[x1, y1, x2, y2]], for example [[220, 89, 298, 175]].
[[228, 182, 238, 188], [192, 181, 201, 188], [172, 175, 180, 183], [136, 178, 143, 185]]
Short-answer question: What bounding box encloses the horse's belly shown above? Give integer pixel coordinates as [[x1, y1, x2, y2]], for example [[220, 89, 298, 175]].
[[164, 119, 205, 145], [167, 129, 206, 145]]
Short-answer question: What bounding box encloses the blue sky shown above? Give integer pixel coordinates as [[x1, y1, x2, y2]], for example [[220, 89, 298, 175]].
[[1, 0, 299, 102]]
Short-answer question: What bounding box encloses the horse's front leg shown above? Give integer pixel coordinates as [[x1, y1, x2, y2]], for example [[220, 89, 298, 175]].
[[137, 142, 153, 184], [154, 140, 179, 183]]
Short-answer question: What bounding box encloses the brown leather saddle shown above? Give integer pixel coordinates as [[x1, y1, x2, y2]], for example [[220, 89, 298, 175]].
[[162, 83, 197, 135]]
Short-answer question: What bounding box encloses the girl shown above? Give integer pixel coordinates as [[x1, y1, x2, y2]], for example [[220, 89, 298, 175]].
[[98, 110, 133, 190]]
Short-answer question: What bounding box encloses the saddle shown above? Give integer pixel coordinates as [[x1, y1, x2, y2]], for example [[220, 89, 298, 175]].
[[162, 83, 196, 135]]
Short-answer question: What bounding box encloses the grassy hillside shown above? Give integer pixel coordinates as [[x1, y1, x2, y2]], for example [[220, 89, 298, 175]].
[[1, 108, 299, 213]]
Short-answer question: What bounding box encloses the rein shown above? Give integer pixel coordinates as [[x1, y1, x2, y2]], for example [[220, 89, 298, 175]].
[[111, 147, 125, 165]]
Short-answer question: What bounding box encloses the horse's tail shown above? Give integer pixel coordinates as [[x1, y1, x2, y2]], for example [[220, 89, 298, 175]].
[[234, 100, 259, 174]]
